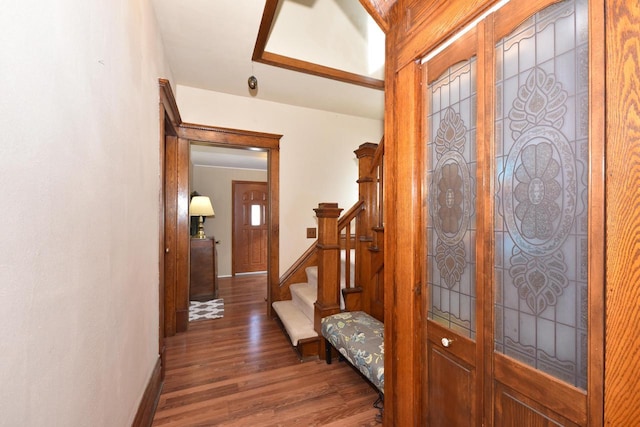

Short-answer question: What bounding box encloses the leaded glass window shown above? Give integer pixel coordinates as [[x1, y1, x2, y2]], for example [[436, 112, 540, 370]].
[[494, 0, 589, 388], [427, 58, 478, 339]]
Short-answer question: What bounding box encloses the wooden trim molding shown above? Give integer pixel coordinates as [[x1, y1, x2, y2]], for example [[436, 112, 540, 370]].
[[159, 79, 181, 129], [158, 78, 183, 371], [252, 0, 385, 90], [358, 0, 396, 33], [178, 123, 281, 149], [177, 122, 282, 318], [394, 0, 501, 72], [131, 357, 162, 427], [604, 0, 640, 423]]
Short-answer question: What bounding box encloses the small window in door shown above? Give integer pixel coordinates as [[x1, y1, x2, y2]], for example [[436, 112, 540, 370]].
[[251, 204, 261, 226]]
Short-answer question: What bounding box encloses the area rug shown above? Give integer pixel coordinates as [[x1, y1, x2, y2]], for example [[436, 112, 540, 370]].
[[189, 298, 224, 322]]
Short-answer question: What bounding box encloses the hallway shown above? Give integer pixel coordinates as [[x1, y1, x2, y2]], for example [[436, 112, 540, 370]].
[[152, 274, 380, 426]]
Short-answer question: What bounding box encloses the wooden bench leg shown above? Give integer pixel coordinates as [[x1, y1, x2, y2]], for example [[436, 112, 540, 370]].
[[325, 338, 332, 364], [374, 393, 384, 423]]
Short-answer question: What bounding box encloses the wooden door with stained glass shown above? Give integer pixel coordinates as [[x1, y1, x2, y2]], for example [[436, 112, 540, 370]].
[[424, 27, 482, 427], [422, 0, 603, 424], [491, 0, 597, 424]]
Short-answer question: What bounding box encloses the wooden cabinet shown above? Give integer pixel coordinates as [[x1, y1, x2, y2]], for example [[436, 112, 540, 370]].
[[189, 238, 218, 301]]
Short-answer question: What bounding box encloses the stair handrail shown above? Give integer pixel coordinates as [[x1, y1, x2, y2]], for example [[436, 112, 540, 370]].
[[370, 137, 384, 229], [338, 199, 365, 230], [370, 137, 384, 175]]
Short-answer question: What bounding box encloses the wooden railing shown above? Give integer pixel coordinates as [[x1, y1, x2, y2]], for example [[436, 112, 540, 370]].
[[277, 141, 384, 341], [313, 142, 385, 337]]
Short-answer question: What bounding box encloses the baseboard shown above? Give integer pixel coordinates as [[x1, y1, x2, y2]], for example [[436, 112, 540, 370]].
[[131, 357, 163, 427]]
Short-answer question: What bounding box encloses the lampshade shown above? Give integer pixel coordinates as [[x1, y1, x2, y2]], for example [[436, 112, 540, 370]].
[[189, 196, 215, 217]]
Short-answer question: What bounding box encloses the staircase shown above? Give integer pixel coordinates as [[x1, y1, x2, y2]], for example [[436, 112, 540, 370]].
[[272, 253, 355, 359], [273, 141, 384, 360], [272, 267, 318, 353]]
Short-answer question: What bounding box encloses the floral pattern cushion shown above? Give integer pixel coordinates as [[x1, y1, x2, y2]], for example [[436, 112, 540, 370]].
[[321, 311, 384, 393]]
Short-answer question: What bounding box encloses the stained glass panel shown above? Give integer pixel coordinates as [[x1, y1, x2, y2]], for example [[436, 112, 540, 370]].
[[427, 58, 478, 339], [494, 0, 589, 389]]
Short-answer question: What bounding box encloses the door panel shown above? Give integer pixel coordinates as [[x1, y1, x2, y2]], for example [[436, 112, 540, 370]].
[[233, 181, 268, 274], [429, 346, 475, 426], [493, 0, 589, 385], [427, 321, 477, 425], [492, 0, 590, 423], [494, 381, 580, 427], [425, 29, 480, 426], [494, 353, 587, 424]]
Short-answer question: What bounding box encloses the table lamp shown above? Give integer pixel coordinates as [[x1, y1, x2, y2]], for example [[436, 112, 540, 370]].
[[189, 196, 215, 239]]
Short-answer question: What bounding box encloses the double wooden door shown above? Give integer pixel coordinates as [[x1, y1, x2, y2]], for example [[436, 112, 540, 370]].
[[421, 0, 603, 424]]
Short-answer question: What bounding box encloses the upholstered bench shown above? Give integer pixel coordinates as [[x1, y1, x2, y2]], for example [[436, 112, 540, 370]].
[[320, 311, 384, 394]]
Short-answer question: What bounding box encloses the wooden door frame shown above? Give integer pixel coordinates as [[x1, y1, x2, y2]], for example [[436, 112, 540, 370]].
[[159, 80, 190, 337], [159, 80, 282, 337], [231, 180, 269, 275], [178, 125, 281, 319], [159, 79, 181, 356]]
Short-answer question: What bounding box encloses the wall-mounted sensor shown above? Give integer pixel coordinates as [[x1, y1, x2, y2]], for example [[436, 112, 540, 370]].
[[248, 75, 258, 90]]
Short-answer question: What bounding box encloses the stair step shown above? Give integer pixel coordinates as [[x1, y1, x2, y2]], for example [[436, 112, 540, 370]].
[[272, 300, 318, 346], [290, 282, 316, 322], [305, 266, 317, 287]]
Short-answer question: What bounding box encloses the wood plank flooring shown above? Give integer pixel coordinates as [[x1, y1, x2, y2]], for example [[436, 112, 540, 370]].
[[152, 274, 381, 426]]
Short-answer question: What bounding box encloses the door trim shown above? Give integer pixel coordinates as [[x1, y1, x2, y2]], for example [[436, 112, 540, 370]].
[[159, 80, 282, 335], [159, 80, 181, 359], [178, 124, 281, 318]]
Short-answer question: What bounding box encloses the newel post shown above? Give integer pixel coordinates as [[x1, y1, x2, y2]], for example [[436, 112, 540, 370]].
[[355, 143, 378, 313], [313, 203, 343, 335]]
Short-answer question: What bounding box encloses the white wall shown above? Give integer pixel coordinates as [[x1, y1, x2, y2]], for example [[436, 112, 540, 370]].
[[176, 85, 383, 276], [0, 1, 170, 425], [192, 165, 268, 276]]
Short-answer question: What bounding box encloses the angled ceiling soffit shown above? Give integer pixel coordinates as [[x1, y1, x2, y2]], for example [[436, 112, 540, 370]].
[[252, 0, 385, 90]]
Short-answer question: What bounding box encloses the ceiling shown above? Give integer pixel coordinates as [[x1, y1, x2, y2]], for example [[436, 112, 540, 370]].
[[152, 0, 386, 168], [151, 0, 385, 119]]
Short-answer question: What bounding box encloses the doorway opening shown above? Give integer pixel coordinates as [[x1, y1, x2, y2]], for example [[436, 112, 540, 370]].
[[190, 144, 269, 279], [158, 80, 282, 340]]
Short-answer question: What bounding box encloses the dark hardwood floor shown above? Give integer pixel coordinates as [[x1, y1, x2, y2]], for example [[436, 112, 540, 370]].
[[152, 274, 381, 426]]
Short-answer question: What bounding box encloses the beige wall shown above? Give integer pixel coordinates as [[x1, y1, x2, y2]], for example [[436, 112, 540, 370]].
[[0, 1, 171, 425], [176, 85, 384, 276], [192, 165, 268, 276]]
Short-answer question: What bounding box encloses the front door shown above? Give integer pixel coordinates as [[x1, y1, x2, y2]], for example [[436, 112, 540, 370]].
[[232, 181, 268, 274]]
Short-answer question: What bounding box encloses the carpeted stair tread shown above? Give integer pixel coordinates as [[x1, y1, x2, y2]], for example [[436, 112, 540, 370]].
[[305, 266, 318, 288], [272, 300, 317, 346], [290, 282, 316, 322]]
